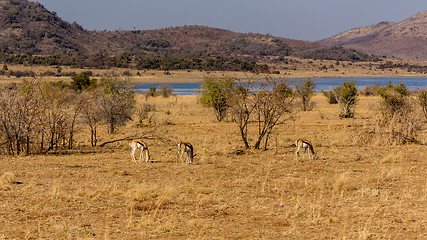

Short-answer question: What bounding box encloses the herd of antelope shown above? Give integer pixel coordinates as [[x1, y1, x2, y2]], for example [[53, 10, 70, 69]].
[[129, 137, 315, 164], [129, 139, 196, 164]]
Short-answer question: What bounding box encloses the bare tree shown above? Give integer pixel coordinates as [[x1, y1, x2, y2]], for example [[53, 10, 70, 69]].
[[227, 74, 294, 150], [228, 77, 257, 149], [98, 78, 135, 134], [67, 91, 85, 149], [416, 89, 427, 120], [37, 83, 74, 151], [80, 90, 102, 147], [294, 78, 316, 111], [0, 81, 41, 155], [0, 89, 25, 155], [253, 75, 294, 150]]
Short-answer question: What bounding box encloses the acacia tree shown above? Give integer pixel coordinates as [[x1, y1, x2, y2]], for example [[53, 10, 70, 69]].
[[333, 81, 358, 118], [295, 78, 316, 111], [228, 78, 257, 149], [226, 74, 294, 150], [199, 76, 235, 121], [253, 76, 294, 150]]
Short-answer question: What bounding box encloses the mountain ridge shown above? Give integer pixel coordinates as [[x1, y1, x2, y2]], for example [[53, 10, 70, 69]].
[[0, 0, 375, 70], [318, 11, 427, 60]]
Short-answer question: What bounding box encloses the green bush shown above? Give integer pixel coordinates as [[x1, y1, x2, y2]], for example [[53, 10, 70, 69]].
[[146, 86, 157, 98], [333, 82, 358, 118], [160, 86, 173, 98], [378, 82, 408, 115], [199, 76, 235, 121], [321, 89, 338, 104], [71, 74, 95, 91], [295, 79, 316, 111]]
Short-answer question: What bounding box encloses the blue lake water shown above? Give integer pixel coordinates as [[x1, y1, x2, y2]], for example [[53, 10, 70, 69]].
[[135, 77, 427, 96]]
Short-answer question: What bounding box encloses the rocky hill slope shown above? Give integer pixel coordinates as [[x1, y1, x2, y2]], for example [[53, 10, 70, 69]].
[[318, 11, 427, 60], [0, 0, 374, 70]]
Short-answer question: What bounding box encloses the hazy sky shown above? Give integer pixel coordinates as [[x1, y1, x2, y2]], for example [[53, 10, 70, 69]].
[[34, 0, 427, 41]]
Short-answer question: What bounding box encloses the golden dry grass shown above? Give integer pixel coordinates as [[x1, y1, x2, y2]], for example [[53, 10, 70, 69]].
[[1, 95, 426, 239]]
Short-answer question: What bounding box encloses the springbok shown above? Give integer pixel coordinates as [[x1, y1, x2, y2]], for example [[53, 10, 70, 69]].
[[129, 139, 150, 164], [177, 142, 196, 164], [295, 139, 316, 160]]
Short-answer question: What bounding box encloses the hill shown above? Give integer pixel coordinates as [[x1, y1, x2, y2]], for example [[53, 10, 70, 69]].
[[318, 11, 427, 60], [0, 0, 375, 71]]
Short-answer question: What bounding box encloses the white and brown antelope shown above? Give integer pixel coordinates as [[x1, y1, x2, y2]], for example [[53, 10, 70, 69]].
[[177, 142, 196, 164], [129, 139, 150, 164], [295, 139, 316, 160]]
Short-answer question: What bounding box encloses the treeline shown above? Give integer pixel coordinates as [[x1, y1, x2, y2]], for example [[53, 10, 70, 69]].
[[0, 52, 270, 72], [0, 65, 98, 78], [0, 75, 135, 156], [377, 61, 427, 73], [297, 46, 380, 62]]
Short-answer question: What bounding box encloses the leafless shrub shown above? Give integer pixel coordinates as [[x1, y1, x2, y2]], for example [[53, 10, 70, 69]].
[[145, 86, 157, 100], [227, 76, 257, 149], [0, 172, 16, 190], [375, 100, 423, 144], [37, 83, 75, 151], [98, 78, 136, 134], [136, 103, 157, 126], [0, 77, 137, 153], [0, 80, 41, 155], [0, 79, 83, 155], [227, 74, 294, 150], [160, 86, 173, 98], [417, 89, 427, 120], [253, 75, 294, 150], [294, 78, 316, 111], [80, 90, 103, 147], [356, 99, 423, 145], [360, 84, 380, 96], [372, 82, 422, 144]]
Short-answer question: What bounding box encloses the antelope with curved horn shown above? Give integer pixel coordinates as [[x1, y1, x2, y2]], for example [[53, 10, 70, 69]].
[[177, 142, 196, 164], [295, 139, 316, 160], [129, 139, 150, 163]]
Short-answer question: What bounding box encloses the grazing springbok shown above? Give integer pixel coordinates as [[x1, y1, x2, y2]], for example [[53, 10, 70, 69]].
[[177, 142, 196, 164], [129, 139, 150, 164], [295, 139, 316, 160]]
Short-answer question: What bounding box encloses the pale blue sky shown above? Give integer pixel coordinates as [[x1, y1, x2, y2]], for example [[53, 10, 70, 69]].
[[34, 0, 427, 41]]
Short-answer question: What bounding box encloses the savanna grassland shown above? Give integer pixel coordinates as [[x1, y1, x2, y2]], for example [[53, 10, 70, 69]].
[[2, 56, 427, 86], [1, 92, 426, 239]]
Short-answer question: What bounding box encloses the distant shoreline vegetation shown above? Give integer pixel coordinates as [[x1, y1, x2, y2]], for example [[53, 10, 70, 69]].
[[135, 77, 427, 96], [0, 52, 270, 72]]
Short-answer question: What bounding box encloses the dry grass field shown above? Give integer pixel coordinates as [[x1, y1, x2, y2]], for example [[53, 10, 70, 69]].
[[1, 94, 426, 239]]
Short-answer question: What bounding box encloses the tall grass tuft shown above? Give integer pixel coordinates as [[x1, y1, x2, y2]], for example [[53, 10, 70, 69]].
[[0, 172, 16, 190]]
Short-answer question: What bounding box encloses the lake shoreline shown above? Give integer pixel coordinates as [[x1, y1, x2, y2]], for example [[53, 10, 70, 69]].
[[130, 73, 427, 84], [135, 77, 427, 96]]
